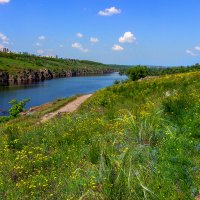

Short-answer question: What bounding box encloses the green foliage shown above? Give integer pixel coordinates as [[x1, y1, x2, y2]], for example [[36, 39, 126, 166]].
[[0, 52, 115, 75], [0, 116, 10, 123], [126, 63, 200, 82], [126, 65, 148, 81], [148, 64, 200, 76], [8, 99, 30, 117], [114, 80, 120, 85]]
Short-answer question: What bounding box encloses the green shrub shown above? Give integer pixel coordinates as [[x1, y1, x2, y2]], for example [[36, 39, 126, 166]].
[[0, 116, 10, 123], [114, 80, 120, 85], [9, 99, 30, 117]]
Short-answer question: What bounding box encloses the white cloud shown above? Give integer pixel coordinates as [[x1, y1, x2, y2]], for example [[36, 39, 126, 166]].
[[38, 35, 46, 40], [119, 32, 136, 43], [112, 44, 124, 51], [36, 42, 41, 46], [0, 0, 10, 4], [195, 46, 200, 51], [76, 33, 83, 38], [0, 44, 4, 49], [90, 37, 99, 43], [37, 49, 44, 54], [72, 42, 88, 53], [98, 7, 121, 16], [0, 32, 9, 44], [59, 44, 64, 48], [186, 49, 197, 56]]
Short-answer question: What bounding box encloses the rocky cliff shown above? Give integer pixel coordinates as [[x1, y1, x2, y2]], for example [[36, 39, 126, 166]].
[[0, 68, 115, 85]]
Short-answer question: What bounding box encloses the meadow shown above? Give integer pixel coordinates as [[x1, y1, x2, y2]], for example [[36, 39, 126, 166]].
[[0, 71, 200, 199]]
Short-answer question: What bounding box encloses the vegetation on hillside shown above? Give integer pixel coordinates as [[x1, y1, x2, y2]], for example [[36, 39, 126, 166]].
[[149, 63, 200, 76], [0, 52, 116, 74], [0, 70, 199, 199], [126, 64, 200, 81]]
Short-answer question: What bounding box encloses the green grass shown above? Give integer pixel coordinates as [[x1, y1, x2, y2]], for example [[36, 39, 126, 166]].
[[0, 72, 200, 199], [0, 52, 115, 75]]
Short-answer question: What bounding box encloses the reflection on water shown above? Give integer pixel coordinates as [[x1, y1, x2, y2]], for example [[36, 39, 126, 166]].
[[0, 110, 8, 116], [0, 72, 127, 114], [0, 81, 45, 90]]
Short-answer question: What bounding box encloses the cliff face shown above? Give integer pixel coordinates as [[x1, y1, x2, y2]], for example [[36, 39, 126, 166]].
[[0, 68, 115, 85], [0, 72, 9, 83]]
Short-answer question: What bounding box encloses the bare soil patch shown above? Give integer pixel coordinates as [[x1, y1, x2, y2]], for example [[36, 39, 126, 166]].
[[41, 94, 92, 122]]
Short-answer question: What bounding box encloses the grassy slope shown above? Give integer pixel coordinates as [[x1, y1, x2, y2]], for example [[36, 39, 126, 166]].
[[0, 72, 200, 199], [0, 53, 114, 74]]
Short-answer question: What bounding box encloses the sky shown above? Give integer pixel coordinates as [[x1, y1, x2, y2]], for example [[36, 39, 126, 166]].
[[0, 0, 200, 66]]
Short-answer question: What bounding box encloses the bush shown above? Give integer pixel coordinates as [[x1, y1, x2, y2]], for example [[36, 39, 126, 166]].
[[9, 99, 30, 117], [114, 80, 120, 85], [0, 116, 10, 123]]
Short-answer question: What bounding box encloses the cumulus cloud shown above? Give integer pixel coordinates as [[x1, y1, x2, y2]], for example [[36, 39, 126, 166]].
[[72, 42, 88, 53], [119, 32, 136, 43], [195, 46, 200, 51], [98, 7, 121, 16], [0, 0, 10, 4], [36, 42, 41, 46], [112, 44, 124, 51], [38, 35, 46, 40], [186, 49, 197, 56], [76, 33, 83, 38], [0, 32, 9, 44], [90, 37, 99, 43]]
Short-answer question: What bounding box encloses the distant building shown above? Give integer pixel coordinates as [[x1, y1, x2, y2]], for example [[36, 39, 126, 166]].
[[0, 48, 9, 53], [22, 52, 29, 55]]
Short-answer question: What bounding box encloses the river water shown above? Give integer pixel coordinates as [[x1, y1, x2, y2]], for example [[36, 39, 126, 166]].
[[0, 72, 127, 115]]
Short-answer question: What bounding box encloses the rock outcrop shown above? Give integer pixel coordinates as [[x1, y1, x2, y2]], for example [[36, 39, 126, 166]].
[[0, 72, 9, 83], [0, 68, 116, 85]]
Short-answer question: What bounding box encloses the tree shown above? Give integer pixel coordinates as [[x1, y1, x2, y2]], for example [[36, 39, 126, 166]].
[[126, 66, 148, 81]]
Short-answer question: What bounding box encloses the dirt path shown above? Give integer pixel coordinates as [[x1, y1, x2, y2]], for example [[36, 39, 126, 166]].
[[41, 94, 92, 123]]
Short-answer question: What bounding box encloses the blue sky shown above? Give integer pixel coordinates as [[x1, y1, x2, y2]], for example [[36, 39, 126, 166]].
[[0, 0, 200, 66]]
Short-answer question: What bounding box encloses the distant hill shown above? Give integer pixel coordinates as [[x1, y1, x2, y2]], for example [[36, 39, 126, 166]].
[[0, 52, 117, 83]]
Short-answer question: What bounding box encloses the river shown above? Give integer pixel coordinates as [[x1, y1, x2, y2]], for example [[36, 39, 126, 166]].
[[0, 72, 127, 115]]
